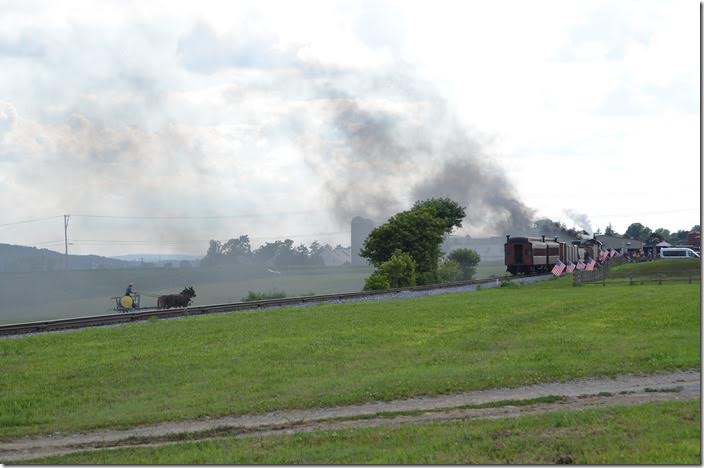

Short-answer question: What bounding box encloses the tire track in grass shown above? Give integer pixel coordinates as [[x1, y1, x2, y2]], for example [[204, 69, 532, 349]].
[[1, 369, 698, 462]]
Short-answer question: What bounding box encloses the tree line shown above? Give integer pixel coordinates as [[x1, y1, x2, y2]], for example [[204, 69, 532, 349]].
[[201, 236, 340, 267], [603, 223, 700, 244]]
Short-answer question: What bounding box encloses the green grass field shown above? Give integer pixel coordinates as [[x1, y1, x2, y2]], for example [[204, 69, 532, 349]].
[[0, 261, 508, 324], [609, 258, 701, 277], [22, 400, 701, 464], [0, 271, 698, 440]]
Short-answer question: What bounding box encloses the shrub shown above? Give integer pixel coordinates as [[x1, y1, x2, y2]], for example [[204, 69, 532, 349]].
[[363, 249, 417, 290], [448, 248, 481, 280], [363, 271, 391, 291], [242, 290, 286, 302], [378, 249, 417, 288], [437, 258, 462, 283]]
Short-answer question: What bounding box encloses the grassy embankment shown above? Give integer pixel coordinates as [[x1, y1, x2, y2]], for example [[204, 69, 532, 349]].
[[23, 401, 701, 464], [0, 259, 698, 440], [608, 258, 700, 278]]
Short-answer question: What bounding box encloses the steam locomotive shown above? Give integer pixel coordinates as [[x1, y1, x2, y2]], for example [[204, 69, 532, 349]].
[[504, 235, 599, 275]]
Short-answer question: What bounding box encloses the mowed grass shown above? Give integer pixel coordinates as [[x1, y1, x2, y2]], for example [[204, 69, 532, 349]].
[[23, 400, 701, 464], [610, 258, 700, 276], [0, 277, 699, 439]]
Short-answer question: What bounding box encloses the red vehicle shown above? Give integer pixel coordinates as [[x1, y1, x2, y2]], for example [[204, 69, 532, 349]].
[[504, 235, 584, 275]]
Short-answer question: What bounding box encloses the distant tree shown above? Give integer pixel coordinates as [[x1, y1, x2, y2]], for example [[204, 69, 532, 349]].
[[252, 240, 287, 265], [437, 258, 462, 283], [308, 241, 326, 266], [648, 228, 671, 244], [692, 225, 700, 232], [604, 223, 619, 237], [361, 198, 465, 284], [624, 223, 652, 242], [221, 235, 252, 263], [670, 229, 689, 245], [447, 248, 481, 280], [251, 239, 318, 266], [201, 240, 223, 266]]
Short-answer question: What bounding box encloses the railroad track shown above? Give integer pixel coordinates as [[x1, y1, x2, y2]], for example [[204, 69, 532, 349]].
[[0, 273, 551, 337]]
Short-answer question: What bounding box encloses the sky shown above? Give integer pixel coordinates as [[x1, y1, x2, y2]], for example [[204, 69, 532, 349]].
[[0, 0, 700, 257]]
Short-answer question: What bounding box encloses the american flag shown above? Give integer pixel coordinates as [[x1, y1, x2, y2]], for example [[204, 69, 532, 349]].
[[599, 250, 609, 261], [585, 259, 596, 271], [610, 249, 618, 257], [551, 259, 566, 276], [565, 262, 576, 273], [576, 260, 586, 270]]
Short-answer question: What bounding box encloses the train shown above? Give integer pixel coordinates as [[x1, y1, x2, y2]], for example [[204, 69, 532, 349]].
[[504, 234, 600, 275]]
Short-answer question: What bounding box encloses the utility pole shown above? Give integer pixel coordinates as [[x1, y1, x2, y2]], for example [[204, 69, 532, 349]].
[[64, 214, 70, 271]]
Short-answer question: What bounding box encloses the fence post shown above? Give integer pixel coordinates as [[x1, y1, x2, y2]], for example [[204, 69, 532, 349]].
[[629, 275, 633, 285], [689, 275, 692, 284]]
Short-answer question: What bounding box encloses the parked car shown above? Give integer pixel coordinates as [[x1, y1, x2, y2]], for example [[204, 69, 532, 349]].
[[660, 248, 700, 259]]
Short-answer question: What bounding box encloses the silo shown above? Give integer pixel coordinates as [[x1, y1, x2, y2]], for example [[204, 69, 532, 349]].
[[351, 216, 375, 266]]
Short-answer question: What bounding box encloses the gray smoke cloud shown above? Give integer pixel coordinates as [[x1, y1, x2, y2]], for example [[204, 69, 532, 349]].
[[300, 70, 537, 236], [563, 209, 593, 234], [1, 18, 553, 255]]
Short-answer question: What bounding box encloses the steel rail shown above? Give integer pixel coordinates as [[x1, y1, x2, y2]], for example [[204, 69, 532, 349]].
[[0, 273, 551, 337]]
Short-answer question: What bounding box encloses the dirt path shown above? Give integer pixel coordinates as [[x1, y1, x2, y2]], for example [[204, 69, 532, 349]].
[[1, 369, 698, 462]]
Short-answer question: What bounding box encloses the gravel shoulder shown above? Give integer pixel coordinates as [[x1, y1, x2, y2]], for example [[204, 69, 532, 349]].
[[1, 369, 698, 462]]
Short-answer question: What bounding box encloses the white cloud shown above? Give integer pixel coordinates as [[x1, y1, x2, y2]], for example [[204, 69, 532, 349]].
[[0, 0, 699, 254]]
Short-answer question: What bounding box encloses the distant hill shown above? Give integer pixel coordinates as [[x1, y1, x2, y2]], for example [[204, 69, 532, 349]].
[[0, 243, 129, 273]]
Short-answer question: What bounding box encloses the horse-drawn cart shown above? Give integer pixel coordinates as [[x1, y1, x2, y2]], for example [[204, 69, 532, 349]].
[[111, 294, 141, 312]]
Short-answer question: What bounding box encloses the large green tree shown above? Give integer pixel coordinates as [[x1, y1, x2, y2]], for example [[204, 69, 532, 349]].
[[360, 198, 465, 284], [624, 223, 652, 241]]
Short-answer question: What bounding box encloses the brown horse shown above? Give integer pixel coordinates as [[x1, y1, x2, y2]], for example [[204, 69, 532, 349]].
[[157, 286, 196, 309]]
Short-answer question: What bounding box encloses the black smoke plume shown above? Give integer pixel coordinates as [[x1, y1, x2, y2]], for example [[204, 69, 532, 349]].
[[302, 70, 536, 236]]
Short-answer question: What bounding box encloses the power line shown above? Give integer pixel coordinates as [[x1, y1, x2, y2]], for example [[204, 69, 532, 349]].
[[29, 240, 66, 246], [66, 231, 351, 246], [0, 215, 63, 227], [69, 210, 339, 220]]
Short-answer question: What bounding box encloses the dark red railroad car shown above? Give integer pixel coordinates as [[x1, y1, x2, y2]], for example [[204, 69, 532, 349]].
[[504, 235, 582, 275]]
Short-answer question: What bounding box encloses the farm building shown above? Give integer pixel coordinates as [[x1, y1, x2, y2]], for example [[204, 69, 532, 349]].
[[595, 235, 643, 254]]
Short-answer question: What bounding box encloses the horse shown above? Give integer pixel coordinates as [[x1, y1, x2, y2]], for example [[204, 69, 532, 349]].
[[157, 286, 196, 309]]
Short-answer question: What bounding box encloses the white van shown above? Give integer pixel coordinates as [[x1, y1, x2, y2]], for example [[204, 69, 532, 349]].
[[659, 247, 700, 259]]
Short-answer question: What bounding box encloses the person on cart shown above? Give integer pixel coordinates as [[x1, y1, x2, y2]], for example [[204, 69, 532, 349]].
[[124, 283, 136, 309]]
